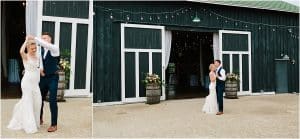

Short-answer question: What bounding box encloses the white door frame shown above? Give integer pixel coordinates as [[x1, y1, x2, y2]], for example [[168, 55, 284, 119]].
[[121, 23, 166, 103], [219, 30, 252, 95], [36, 0, 93, 96]]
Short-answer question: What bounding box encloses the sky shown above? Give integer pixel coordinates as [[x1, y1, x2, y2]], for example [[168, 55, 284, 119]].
[[282, 0, 299, 6]]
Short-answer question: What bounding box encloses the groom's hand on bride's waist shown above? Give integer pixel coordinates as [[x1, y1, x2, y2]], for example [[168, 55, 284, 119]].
[[40, 69, 45, 77]]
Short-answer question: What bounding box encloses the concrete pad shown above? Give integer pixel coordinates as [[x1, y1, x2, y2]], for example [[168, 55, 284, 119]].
[[1, 98, 92, 138], [93, 94, 299, 138]]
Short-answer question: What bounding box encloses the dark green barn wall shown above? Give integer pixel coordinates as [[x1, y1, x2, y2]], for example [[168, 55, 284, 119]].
[[94, 1, 299, 103], [43, 1, 89, 19], [42, 1, 90, 90]]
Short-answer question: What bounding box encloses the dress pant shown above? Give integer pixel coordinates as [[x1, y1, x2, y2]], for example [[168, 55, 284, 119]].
[[39, 74, 58, 126], [216, 81, 225, 112]]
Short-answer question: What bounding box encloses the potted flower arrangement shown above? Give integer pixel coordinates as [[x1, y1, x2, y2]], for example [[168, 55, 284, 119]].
[[57, 50, 71, 102], [142, 73, 162, 104], [225, 73, 240, 99]]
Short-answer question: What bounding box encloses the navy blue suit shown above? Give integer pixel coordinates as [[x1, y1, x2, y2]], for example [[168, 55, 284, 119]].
[[216, 67, 225, 112], [39, 47, 59, 126]]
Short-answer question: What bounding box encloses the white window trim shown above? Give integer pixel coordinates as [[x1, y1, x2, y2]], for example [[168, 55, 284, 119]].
[[121, 23, 166, 103], [219, 30, 252, 95], [37, 0, 93, 97]]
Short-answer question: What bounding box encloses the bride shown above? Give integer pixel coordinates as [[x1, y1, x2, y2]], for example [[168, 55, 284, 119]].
[[7, 37, 42, 133], [202, 64, 219, 114]]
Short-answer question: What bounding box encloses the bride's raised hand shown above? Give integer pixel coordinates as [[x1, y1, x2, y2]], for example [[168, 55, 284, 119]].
[[20, 36, 29, 60], [27, 35, 35, 40]]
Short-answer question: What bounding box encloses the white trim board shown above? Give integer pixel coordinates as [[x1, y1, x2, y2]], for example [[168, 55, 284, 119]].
[[93, 102, 123, 107], [42, 16, 89, 24], [251, 92, 275, 95], [124, 49, 162, 53]]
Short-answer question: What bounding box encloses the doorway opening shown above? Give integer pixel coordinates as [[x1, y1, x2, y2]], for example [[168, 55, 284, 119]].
[[166, 30, 214, 99], [1, 1, 26, 99]]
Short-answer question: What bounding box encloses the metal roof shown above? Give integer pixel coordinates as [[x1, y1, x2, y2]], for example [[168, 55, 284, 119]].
[[188, 0, 299, 13]]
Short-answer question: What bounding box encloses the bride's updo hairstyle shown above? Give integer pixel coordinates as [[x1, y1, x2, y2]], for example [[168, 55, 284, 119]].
[[25, 39, 37, 54], [209, 64, 215, 71], [26, 39, 36, 47]]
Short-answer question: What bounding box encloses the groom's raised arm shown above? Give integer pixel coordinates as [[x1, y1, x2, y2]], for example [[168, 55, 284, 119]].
[[34, 37, 60, 57]]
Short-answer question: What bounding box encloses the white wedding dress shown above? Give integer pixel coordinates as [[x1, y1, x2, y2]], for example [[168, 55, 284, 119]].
[[7, 58, 42, 134], [202, 73, 219, 114]]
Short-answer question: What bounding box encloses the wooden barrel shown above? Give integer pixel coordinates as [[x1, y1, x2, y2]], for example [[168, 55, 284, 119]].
[[168, 63, 176, 74], [146, 84, 161, 104], [225, 80, 238, 99], [57, 81, 66, 89], [58, 71, 65, 81], [57, 71, 66, 102], [167, 84, 176, 99]]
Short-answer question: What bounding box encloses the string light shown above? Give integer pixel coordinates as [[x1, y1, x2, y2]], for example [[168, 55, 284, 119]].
[[110, 13, 113, 19], [97, 5, 299, 39], [97, 6, 298, 28]]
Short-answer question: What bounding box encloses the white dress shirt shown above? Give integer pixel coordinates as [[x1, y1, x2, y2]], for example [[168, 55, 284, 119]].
[[35, 37, 60, 69], [216, 65, 226, 81]]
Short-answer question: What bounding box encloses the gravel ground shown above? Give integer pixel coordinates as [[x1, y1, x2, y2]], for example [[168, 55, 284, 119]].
[[93, 94, 299, 138], [1, 98, 92, 138]]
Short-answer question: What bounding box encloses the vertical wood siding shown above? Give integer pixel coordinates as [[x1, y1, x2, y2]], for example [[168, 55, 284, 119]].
[[43, 1, 89, 19], [94, 1, 299, 102]]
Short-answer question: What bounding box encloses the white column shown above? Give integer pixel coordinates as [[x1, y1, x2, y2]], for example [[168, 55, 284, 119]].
[[69, 23, 77, 91], [213, 33, 219, 60], [85, 0, 93, 92]]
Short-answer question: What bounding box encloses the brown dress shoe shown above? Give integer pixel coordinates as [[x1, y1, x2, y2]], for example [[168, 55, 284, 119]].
[[216, 112, 224, 115], [47, 126, 57, 132]]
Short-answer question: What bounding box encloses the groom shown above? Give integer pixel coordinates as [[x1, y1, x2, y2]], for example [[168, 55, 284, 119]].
[[214, 60, 226, 115], [30, 32, 60, 132]]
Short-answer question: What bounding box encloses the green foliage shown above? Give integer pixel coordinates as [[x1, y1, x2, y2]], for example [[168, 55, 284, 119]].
[[142, 73, 163, 86], [226, 73, 240, 82], [59, 49, 71, 84]]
